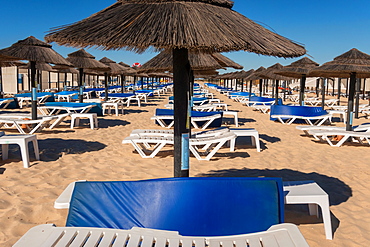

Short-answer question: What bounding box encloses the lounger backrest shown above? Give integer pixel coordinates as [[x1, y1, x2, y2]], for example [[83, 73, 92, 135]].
[[66, 177, 284, 237], [270, 105, 328, 117], [155, 109, 223, 127]]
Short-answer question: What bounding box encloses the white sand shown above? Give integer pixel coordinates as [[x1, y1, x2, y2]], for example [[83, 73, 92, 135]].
[[0, 85, 370, 246]]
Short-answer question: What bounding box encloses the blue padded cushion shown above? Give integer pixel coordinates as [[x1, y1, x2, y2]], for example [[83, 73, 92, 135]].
[[45, 102, 103, 116], [66, 177, 284, 236], [249, 96, 281, 104], [229, 92, 255, 97], [270, 105, 328, 117], [100, 93, 135, 98], [0, 98, 18, 109], [155, 109, 223, 128]]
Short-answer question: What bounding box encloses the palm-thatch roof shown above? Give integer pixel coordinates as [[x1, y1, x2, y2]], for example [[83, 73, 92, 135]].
[[20, 62, 55, 72], [0, 36, 71, 66], [66, 49, 109, 71], [99, 57, 128, 75], [275, 57, 319, 78], [140, 50, 242, 72], [53, 64, 79, 74], [119, 61, 131, 67], [0, 60, 26, 67], [147, 72, 173, 78], [244, 66, 265, 81], [257, 63, 293, 80], [309, 48, 370, 78], [45, 0, 305, 57]]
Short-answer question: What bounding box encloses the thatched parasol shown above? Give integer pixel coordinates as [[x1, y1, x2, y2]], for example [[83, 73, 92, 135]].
[[45, 0, 306, 177], [246, 66, 266, 97], [119, 61, 131, 67], [139, 50, 242, 72], [66, 49, 109, 102], [276, 57, 319, 105], [0, 36, 71, 119], [309, 48, 370, 130]]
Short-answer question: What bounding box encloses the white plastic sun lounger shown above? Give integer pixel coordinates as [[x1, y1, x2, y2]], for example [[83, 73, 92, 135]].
[[0, 98, 13, 108], [13, 223, 309, 247], [0, 115, 57, 134], [151, 113, 222, 129], [122, 132, 235, 160], [307, 129, 370, 147], [296, 123, 370, 139]]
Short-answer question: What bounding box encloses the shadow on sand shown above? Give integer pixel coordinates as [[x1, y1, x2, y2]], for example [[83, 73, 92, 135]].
[[198, 167, 351, 234]]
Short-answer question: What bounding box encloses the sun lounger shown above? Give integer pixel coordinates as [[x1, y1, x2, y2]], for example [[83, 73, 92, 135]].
[[307, 129, 370, 147], [296, 123, 370, 139], [0, 115, 56, 134], [53, 178, 285, 234], [15, 92, 53, 108], [151, 109, 223, 129], [14, 223, 308, 247], [54, 91, 78, 102], [100, 93, 141, 107], [0, 98, 14, 108], [39, 102, 97, 115], [123, 131, 235, 160], [270, 105, 332, 126]]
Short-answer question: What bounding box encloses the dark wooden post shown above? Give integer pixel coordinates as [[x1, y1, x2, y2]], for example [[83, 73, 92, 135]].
[[78, 68, 84, 103], [30, 61, 37, 120], [259, 79, 263, 96], [355, 78, 361, 119], [104, 72, 109, 102], [346, 73, 357, 131], [173, 48, 190, 177], [275, 80, 279, 105], [337, 78, 341, 105], [321, 78, 326, 110], [299, 75, 306, 106]]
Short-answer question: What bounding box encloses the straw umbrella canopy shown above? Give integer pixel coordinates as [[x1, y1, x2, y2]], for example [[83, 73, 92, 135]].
[[45, 0, 306, 177], [118, 61, 130, 67], [309, 48, 370, 130], [276, 57, 319, 105], [257, 63, 293, 104], [139, 50, 243, 73], [246, 66, 266, 97], [0, 36, 71, 119], [66, 49, 109, 102]]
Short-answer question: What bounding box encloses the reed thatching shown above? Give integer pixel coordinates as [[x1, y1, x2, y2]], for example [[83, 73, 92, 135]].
[[0, 53, 20, 62], [275, 57, 319, 78], [257, 63, 293, 80], [121, 66, 138, 76], [0, 60, 26, 67], [21, 62, 55, 72], [99, 57, 128, 75], [244, 66, 265, 81], [309, 48, 370, 78], [119, 61, 131, 67], [45, 0, 305, 57], [140, 50, 241, 72], [0, 36, 71, 66], [210, 53, 243, 69], [147, 72, 173, 77], [194, 69, 219, 77], [66, 49, 109, 71], [53, 65, 79, 74]]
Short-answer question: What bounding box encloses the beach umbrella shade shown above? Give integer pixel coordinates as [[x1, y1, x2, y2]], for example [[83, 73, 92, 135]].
[[45, 0, 306, 177], [140, 50, 243, 73], [246, 66, 266, 97], [0, 36, 71, 119], [257, 63, 293, 104], [100, 57, 129, 100], [118, 61, 131, 67], [309, 48, 370, 130], [66, 49, 109, 102], [276, 57, 319, 105]]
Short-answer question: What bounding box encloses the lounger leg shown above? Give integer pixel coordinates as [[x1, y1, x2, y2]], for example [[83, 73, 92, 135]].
[[2, 144, 9, 160], [31, 138, 40, 160], [19, 141, 30, 168]]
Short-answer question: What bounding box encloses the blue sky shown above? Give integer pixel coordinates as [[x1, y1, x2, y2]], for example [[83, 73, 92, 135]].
[[1, 0, 370, 72]]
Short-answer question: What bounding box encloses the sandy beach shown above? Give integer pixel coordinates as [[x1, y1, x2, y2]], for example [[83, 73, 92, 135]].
[[1, 84, 370, 246]]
